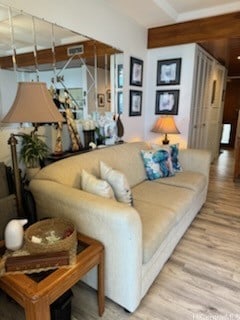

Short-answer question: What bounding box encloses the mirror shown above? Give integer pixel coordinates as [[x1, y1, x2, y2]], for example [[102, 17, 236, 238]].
[[0, 4, 123, 121]]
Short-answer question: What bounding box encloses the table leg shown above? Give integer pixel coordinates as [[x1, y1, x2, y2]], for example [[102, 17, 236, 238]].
[[25, 298, 51, 320], [98, 249, 105, 316]]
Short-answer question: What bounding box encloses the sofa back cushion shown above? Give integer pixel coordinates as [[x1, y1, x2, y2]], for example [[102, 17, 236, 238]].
[[33, 141, 149, 188]]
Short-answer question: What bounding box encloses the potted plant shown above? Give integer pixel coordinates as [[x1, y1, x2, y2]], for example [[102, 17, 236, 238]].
[[19, 133, 49, 180]]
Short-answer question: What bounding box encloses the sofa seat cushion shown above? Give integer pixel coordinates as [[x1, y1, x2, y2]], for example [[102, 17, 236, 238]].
[[132, 181, 195, 263], [133, 199, 176, 264], [153, 171, 207, 193]]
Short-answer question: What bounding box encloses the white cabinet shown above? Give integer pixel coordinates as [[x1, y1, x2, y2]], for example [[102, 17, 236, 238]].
[[205, 64, 226, 160], [189, 46, 227, 161]]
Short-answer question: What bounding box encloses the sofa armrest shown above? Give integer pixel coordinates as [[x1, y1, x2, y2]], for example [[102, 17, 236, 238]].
[[30, 179, 143, 311], [179, 148, 211, 177]]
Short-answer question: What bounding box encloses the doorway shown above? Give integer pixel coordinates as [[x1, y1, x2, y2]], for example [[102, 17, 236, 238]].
[[221, 78, 240, 148]]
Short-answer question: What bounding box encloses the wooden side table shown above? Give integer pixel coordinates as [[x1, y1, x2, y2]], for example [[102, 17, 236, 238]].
[[0, 233, 104, 319], [44, 147, 91, 166]]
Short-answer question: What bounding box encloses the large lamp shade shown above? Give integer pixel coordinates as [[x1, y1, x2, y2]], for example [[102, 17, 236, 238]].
[[2, 82, 64, 123]]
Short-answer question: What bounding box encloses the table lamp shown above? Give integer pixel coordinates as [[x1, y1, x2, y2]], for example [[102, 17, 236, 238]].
[[151, 116, 180, 145], [1, 82, 64, 217]]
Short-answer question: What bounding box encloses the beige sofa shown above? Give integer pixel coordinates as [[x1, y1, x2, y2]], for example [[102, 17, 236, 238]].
[[30, 141, 211, 312]]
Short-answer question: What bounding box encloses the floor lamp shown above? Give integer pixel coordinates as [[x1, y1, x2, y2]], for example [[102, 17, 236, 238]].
[[151, 116, 180, 145], [1, 82, 64, 217]]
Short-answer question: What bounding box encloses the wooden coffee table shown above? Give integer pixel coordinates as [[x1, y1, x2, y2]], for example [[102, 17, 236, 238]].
[[0, 232, 104, 320]]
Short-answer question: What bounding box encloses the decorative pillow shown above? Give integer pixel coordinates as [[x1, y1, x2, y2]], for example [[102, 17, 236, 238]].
[[81, 169, 115, 199], [100, 161, 133, 206], [170, 143, 182, 172], [141, 149, 174, 180], [151, 143, 182, 173]]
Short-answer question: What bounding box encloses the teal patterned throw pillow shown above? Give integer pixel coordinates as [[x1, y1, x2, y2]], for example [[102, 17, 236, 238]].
[[169, 144, 182, 172], [141, 149, 174, 180], [151, 143, 183, 173]]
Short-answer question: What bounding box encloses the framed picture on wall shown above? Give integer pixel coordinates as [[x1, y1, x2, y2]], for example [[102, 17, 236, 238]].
[[156, 58, 181, 85], [155, 90, 179, 115], [211, 80, 217, 104], [106, 89, 111, 102], [117, 64, 123, 88], [129, 90, 142, 116], [97, 93, 105, 107], [130, 57, 143, 86], [117, 91, 123, 114]]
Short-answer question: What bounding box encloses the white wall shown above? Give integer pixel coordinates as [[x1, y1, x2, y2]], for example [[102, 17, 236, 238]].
[[0, 69, 18, 118], [145, 43, 196, 148], [0, 69, 19, 166]]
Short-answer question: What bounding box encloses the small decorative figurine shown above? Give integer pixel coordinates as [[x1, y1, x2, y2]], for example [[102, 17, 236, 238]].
[[4, 219, 28, 251]]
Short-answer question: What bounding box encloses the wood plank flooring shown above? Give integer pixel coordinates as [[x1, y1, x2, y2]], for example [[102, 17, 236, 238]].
[[0, 149, 239, 320]]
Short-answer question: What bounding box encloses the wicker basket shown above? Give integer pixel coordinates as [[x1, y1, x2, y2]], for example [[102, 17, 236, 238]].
[[25, 218, 77, 255]]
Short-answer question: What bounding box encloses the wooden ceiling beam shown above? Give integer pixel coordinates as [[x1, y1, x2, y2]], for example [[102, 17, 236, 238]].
[[148, 11, 240, 49]]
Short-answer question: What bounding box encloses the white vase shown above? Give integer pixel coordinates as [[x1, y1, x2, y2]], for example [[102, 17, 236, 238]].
[[4, 219, 28, 251]]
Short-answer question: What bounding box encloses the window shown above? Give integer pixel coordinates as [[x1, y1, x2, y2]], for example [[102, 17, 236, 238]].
[[221, 124, 231, 144]]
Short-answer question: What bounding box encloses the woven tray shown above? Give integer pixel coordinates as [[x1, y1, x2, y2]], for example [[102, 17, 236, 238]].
[[24, 218, 77, 255]]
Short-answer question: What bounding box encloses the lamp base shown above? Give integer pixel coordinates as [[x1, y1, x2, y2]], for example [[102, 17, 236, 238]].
[[162, 133, 169, 145], [162, 139, 169, 145], [8, 134, 24, 217]]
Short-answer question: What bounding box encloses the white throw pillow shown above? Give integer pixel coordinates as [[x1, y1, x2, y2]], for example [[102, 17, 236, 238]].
[[100, 161, 133, 206], [81, 169, 115, 199]]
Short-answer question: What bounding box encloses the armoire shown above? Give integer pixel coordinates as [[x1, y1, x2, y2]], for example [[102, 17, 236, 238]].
[[188, 45, 227, 162]]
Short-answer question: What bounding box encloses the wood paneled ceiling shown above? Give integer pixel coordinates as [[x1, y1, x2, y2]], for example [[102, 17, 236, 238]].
[[148, 11, 240, 77], [199, 37, 240, 77]]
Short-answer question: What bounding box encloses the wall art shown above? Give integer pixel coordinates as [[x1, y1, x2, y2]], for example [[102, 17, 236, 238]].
[[155, 90, 179, 115], [157, 58, 181, 85], [130, 57, 143, 86], [129, 90, 142, 116]]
